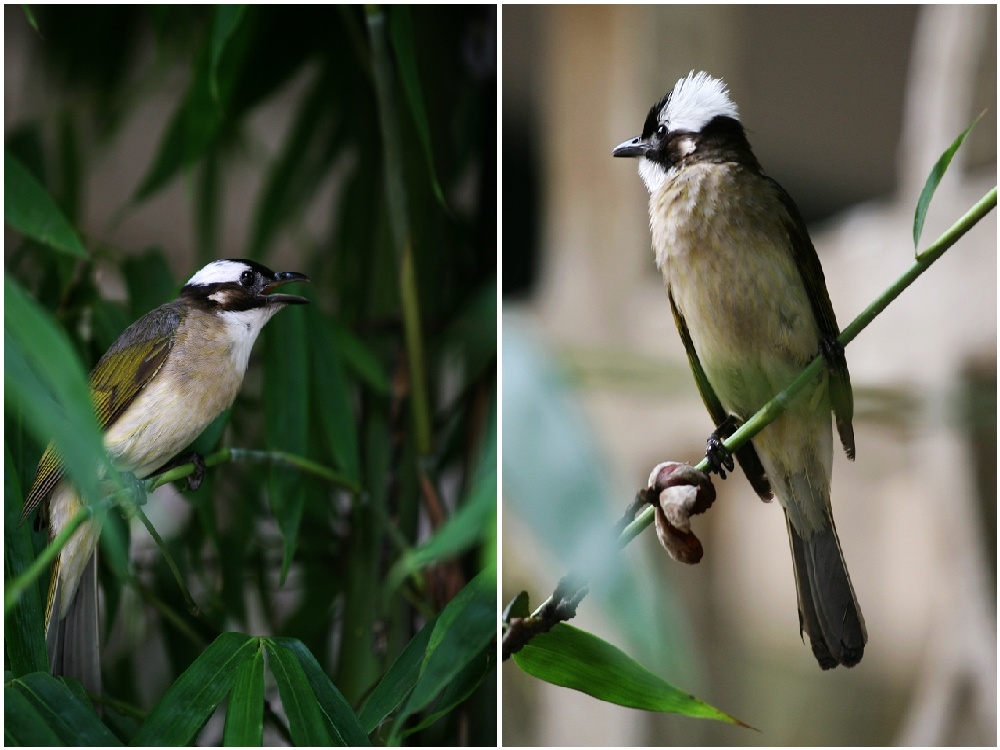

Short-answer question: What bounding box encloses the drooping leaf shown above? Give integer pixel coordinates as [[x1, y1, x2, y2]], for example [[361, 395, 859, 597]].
[[269, 637, 370, 746], [4, 446, 48, 677], [513, 623, 748, 726], [4, 151, 87, 258], [208, 6, 247, 107], [308, 312, 361, 486], [398, 570, 495, 724], [222, 642, 265, 746], [387, 6, 450, 213], [7, 672, 122, 745], [131, 632, 258, 745], [264, 640, 339, 747], [357, 613, 436, 732], [263, 306, 310, 582], [3, 277, 116, 517]]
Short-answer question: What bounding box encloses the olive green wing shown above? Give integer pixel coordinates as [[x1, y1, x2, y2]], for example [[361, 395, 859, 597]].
[[769, 177, 856, 460], [669, 289, 773, 501], [19, 303, 182, 523]]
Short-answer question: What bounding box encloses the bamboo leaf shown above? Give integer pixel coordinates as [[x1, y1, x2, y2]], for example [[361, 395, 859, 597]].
[[357, 613, 436, 732], [264, 307, 310, 582], [4, 446, 48, 677], [209, 6, 247, 107], [222, 643, 265, 746], [399, 571, 494, 722], [387, 6, 450, 213], [270, 637, 370, 746], [4, 151, 87, 258], [131, 632, 257, 745], [513, 623, 748, 726], [8, 672, 122, 745], [263, 640, 338, 747], [913, 111, 985, 251]]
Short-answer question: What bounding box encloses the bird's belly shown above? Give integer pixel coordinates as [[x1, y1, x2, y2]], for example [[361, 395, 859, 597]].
[[657, 194, 821, 418], [102, 352, 245, 478]]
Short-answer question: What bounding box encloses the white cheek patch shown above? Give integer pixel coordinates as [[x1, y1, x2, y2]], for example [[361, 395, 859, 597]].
[[677, 136, 697, 159], [187, 260, 249, 286], [209, 289, 233, 305]]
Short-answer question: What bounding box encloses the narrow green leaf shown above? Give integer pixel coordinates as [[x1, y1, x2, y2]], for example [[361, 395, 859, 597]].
[[387, 6, 450, 213], [4, 151, 87, 258], [264, 307, 310, 582], [9, 672, 123, 745], [400, 643, 493, 737], [222, 642, 265, 747], [271, 638, 370, 746], [308, 313, 361, 486], [4, 685, 62, 746], [513, 623, 748, 726], [263, 640, 338, 747], [131, 632, 257, 745], [21, 6, 40, 34], [357, 613, 437, 732], [400, 570, 495, 721], [4, 446, 48, 677], [3, 277, 117, 516], [913, 111, 985, 251], [209, 6, 247, 107]]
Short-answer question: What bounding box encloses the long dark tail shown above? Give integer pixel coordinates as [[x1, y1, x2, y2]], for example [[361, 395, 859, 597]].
[[47, 552, 102, 696], [786, 512, 866, 669]]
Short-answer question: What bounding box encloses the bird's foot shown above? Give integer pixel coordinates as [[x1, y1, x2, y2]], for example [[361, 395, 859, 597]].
[[705, 429, 735, 479], [180, 452, 207, 491], [819, 337, 847, 372]]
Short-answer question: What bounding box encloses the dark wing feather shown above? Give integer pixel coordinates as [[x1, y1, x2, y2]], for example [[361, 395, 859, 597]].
[[669, 289, 773, 500], [768, 177, 856, 460], [19, 302, 182, 523]]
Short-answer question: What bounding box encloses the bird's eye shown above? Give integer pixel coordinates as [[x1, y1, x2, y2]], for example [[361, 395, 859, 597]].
[[656, 124, 667, 138], [239, 270, 255, 287]]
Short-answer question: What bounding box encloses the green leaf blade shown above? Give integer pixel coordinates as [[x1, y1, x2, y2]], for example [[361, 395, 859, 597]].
[[264, 307, 310, 582], [5, 151, 87, 258], [222, 642, 265, 746], [131, 632, 257, 745], [913, 110, 985, 251], [9, 672, 123, 746], [263, 640, 339, 747], [512, 623, 748, 726], [269, 637, 370, 746], [398, 570, 495, 726], [357, 613, 436, 733]]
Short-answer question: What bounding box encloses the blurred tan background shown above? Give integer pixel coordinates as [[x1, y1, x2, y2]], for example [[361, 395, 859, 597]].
[[501, 5, 996, 746]]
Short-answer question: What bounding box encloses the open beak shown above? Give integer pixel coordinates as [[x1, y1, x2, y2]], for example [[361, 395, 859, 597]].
[[612, 136, 647, 159], [262, 271, 310, 305]]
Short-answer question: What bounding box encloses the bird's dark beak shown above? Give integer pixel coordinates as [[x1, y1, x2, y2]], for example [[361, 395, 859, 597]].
[[262, 271, 310, 305], [612, 136, 647, 159]]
